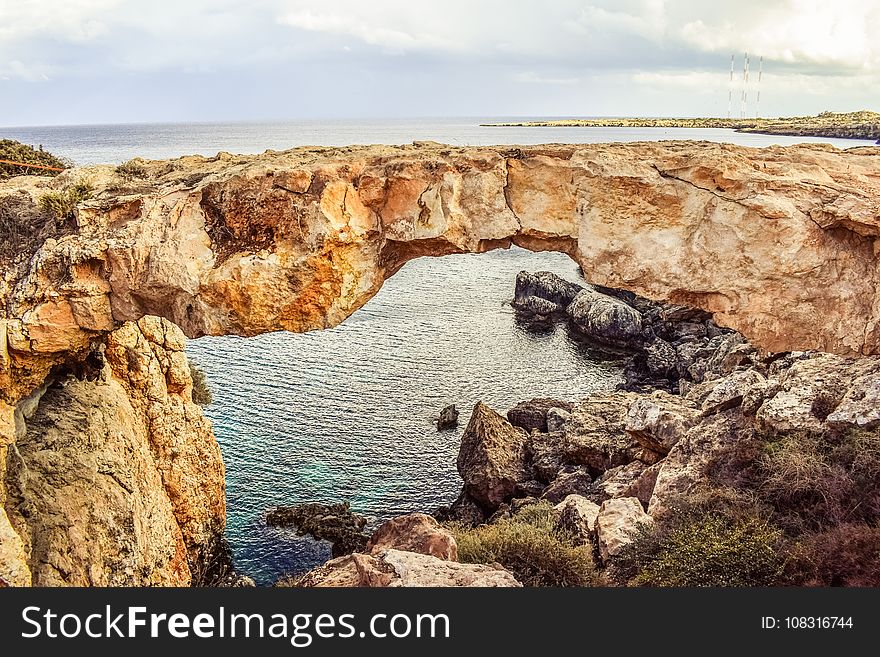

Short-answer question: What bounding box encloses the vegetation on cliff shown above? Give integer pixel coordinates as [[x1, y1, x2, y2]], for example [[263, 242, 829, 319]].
[[0, 139, 68, 180], [450, 502, 599, 587]]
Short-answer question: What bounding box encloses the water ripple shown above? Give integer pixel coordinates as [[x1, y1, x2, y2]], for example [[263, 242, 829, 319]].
[[187, 247, 625, 584]]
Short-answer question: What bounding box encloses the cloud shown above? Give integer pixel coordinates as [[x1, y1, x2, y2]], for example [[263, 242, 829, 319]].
[[278, 9, 461, 54], [677, 0, 880, 73], [0, 0, 878, 126], [0, 60, 53, 81], [514, 71, 579, 85]]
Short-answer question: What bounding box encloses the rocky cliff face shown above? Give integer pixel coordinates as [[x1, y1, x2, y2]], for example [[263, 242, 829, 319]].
[[1, 139, 879, 585], [1, 316, 224, 586]]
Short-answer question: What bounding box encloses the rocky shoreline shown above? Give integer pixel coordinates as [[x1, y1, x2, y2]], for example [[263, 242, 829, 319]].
[[482, 110, 880, 143], [3, 139, 880, 587], [275, 270, 880, 587]]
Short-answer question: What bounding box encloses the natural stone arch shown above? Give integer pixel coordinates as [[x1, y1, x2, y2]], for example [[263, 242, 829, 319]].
[[2, 139, 880, 586]]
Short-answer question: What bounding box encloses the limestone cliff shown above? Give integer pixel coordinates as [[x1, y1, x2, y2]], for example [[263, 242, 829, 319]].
[[1, 139, 879, 586], [1, 317, 224, 586]]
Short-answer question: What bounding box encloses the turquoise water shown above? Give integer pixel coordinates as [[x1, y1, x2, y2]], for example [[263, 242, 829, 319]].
[[187, 247, 624, 584], [9, 118, 872, 585]]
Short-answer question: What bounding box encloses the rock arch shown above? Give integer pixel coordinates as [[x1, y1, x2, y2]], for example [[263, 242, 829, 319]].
[[2, 139, 879, 585]]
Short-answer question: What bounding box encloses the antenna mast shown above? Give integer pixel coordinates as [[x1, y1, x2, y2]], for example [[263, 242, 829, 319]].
[[740, 52, 750, 118], [755, 56, 763, 118], [728, 54, 734, 119]]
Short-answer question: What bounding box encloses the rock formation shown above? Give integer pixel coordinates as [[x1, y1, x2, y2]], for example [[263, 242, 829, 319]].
[[2, 139, 880, 586], [1, 317, 224, 586]]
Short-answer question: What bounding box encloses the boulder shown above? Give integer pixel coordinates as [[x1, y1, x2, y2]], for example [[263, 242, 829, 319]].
[[546, 407, 571, 433], [437, 491, 486, 526], [596, 497, 654, 563], [527, 430, 566, 482], [567, 287, 644, 347], [826, 372, 880, 430], [266, 502, 368, 557], [513, 270, 583, 313], [436, 404, 459, 430], [507, 398, 573, 433], [701, 369, 766, 415], [648, 409, 753, 516], [626, 392, 696, 454], [755, 353, 865, 433], [554, 494, 601, 545], [619, 462, 663, 507], [563, 392, 643, 474], [367, 513, 458, 561], [296, 549, 521, 587], [458, 402, 529, 510], [591, 461, 648, 502], [644, 338, 679, 378], [540, 465, 593, 503]]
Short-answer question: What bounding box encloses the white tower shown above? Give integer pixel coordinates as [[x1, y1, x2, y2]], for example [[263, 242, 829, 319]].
[[728, 54, 735, 119], [755, 56, 763, 118]]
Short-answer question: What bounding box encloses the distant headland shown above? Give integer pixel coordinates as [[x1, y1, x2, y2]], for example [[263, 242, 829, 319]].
[[482, 110, 880, 143]]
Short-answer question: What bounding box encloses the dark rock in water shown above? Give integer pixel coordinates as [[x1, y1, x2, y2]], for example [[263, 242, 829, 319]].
[[514, 295, 560, 316], [436, 404, 459, 430], [513, 270, 583, 314], [266, 502, 369, 557], [567, 288, 644, 348], [507, 398, 574, 433], [457, 402, 530, 511]]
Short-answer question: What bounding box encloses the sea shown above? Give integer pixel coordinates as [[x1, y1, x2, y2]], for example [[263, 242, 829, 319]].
[[3, 118, 874, 584]]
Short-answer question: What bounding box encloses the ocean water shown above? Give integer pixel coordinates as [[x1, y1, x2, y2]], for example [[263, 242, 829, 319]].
[[2, 117, 875, 165], [188, 248, 622, 584], [5, 118, 873, 585]]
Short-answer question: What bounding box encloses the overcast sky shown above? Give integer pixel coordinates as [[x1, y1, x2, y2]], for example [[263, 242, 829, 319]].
[[1, 0, 877, 126]]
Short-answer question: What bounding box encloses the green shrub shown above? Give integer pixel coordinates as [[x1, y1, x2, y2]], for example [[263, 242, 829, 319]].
[[115, 159, 148, 180], [0, 139, 68, 180], [614, 494, 784, 587], [38, 181, 93, 220], [450, 502, 599, 587], [634, 514, 783, 586], [189, 361, 213, 406]]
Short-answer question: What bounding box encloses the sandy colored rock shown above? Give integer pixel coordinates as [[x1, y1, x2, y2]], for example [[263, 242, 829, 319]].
[[563, 393, 642, 474], [2, 141, 880, 367], [297, 548, 521, 587], [596, 497, 653, 562], [5, 376, 191, 586], [367, 513, 458, 561], [626, 392, 696, 454], [0, 506, 31, 586], [554, 494, 601, 545]]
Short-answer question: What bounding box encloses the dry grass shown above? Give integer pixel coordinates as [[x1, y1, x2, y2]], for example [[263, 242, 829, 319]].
[[784, 524, 880, 586], [115, 159, 148, 180], [38, 181, 93, 220], [449, 501, 600, 587]]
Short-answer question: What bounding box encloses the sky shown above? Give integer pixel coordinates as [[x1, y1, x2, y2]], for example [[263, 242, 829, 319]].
[[0, 0, 878, 126]]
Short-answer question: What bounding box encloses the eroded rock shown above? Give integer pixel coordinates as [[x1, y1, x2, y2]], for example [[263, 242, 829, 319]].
[[296, 548, 521, 587], [367, 513, 458, 561], [457, 402, 529, 511]]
